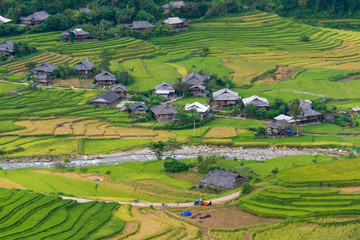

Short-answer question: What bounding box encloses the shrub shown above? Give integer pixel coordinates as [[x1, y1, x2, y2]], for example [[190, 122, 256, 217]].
[[164, 159, 189, 173], [241, 182, 251, 196], [80, 166, 88, 173], [53, 161, 66, 171]]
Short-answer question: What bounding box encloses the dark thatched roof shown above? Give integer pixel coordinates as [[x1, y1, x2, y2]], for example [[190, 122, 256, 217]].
[[199, 170, 247, 189], [266, 120, 290, 130], [155, 81, 174, 91], [151, 104, 177, 115], [90, 91, 121, 104], [129, 101, 148, 111], [125, 21, 154, 30], [181, 72, 209, 86], [95, 71, 116, 81], [111, 83, 128, 93], [325, 115, 335, 121], [242, 95, 269, 107], [213, 88, 240, 101], [20, 11, 49, 22], [0, 40, 13, 52], [33, 62, 57, 73], [73, 59, 96, 71]]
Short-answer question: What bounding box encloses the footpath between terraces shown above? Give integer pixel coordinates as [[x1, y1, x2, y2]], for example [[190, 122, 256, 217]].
[[62, 190, 241, 208]]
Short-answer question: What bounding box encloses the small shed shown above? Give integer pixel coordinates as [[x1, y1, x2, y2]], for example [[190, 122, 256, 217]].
[[129, 101, 148, 115], [62, 28, 91, 41], [111, 83, 128, 97], [124, 21, 154, 31], [199, 170, 248, 189], [324, 115, 335, 122], [184, 102, 210, 118]]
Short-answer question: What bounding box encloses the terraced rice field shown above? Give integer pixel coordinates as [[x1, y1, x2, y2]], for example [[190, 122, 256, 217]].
[[149, 11, 360, 69], [0, 52, 79, 75], [240, 188, 360, 218], [0, 188, 122, 239]]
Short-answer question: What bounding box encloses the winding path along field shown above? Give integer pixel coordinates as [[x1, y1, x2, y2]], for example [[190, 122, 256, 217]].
[[62, 190, 241, 208]]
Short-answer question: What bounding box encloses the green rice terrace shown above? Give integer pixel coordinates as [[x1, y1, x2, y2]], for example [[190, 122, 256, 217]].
[[2, 7, 360, 240]]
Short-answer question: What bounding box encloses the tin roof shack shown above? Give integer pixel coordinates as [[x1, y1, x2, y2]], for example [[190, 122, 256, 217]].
[[35, 73, 52, 86], [181, 72, 210, 97], [151, 104, 178, 123], [162, 17, 189, 29], [111, 84, 128, 98], [0, 16, 12, 24], [184, 102, 210, 118], [72, 59, 96, 75], [242, 95, 270, 109], [95, 71, 117, 86], [20, 11, 50, 26], [124, 21, 154, 31], [161, 1, 185, 11], [199, 170, 248, 189], [347, 106, 360, 116], [0, 40, 14, 58], [212, 88, 240, 108], [129, 101, 148, 115], [62, 28, 91, 42], [90, 91, 122, 108], [155, 81, 175, 99], [266, 120, 294, 137]]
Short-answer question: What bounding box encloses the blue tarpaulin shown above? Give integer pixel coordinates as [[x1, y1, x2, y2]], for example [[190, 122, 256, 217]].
[[181, 211, 192, 217], [94, 178, 100, 181]]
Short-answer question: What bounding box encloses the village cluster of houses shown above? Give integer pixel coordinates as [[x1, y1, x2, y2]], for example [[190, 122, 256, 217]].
[[29, 59, 98, 85]]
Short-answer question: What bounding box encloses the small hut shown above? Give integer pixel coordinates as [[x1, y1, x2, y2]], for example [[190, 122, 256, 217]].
[[199, 170, 248, 189]]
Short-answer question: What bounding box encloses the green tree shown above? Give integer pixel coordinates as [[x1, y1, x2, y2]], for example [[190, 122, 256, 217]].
[[149, 138, 181, 173], [289, 99, 304, 136], [98, 48, 115, 71], [24, 61, 37, 71]]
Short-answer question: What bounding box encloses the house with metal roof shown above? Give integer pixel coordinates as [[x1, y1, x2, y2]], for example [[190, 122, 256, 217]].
[[151, 104, 178, 123], [162, 17, 189, 29], [184, 102, 210, 118], [90, 91, 122, 108], [73, 59, 96, 75], [20, 11, 50, 26], [199, 170, 248, 189], [124, 21, 154, 31], [212, 88, 240, 108], [242, 95, 270, 109], [129, 101, 148, 115], [62, 28, 91, 42], [0, 16, 12, 24], [274, 114, 295, 123], [155, 81, 175, 99], [266, 120, 294, 137], [161, 1, 185, 11], [0, 40, 14, 58], [95, 71, 117, 86]]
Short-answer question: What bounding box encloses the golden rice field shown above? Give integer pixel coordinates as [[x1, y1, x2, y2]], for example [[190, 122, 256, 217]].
[[205, 127, 237, 138]]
